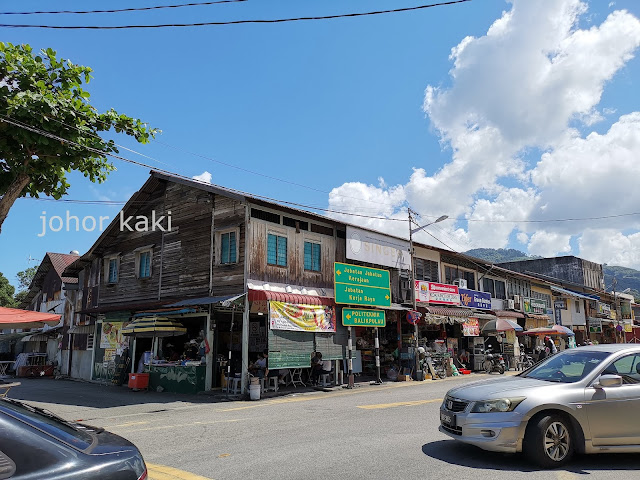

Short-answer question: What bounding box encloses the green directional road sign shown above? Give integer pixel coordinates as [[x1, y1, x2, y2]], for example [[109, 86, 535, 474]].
[[342, 308, 386, 327], [334, 262, 391, 307]]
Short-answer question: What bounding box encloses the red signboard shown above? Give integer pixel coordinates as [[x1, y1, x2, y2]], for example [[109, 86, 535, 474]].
[[415, 281, 461, 305]]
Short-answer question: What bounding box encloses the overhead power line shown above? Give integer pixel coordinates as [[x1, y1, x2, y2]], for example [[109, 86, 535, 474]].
[[1, 115, 407, 222], [1, 1, 247, 15], [13, 103, 404, 212], [0, 0, 472, 29]]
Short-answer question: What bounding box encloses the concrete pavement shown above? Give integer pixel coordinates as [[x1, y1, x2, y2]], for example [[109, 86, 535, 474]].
[[5, 374, 640, 480]]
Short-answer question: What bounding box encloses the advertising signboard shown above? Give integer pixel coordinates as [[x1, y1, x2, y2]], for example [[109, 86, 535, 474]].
[[342, 308, 386, 327], [334, 262, 391, 307], [524, 298, 547, 314], [415, 281, 460, 305], [346, 226, 411, 270], [459, 288, 491, 310]]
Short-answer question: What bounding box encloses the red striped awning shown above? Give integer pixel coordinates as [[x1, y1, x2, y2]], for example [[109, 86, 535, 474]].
[[248, 289, 334, 306], [493, 310, 525, 319], [422, 306, 472, 317]]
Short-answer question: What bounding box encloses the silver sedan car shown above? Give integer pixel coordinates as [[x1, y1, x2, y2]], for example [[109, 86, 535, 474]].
[[439, 344, 640, 468]]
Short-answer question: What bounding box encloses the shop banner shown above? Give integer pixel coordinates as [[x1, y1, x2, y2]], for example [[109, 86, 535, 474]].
[[346, 226, 411, 270], [415, 281, 460, 305], [554, 305, 563, 326], [597, 302, 611, 317], [100, 322, 129, 352], [554, 299, 566, 310], [588, 318, 602, 333], [459, 288, 491, 310], [621, 302, 632, 320], [269, 301, 336, 332], [462, 318, 480, 336], [524, 298, 546, 314]]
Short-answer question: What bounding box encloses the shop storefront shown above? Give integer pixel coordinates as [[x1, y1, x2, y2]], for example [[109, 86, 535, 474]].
[[247, 289, 344, 386]]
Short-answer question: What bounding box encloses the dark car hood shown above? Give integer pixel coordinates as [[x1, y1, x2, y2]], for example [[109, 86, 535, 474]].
[[446, 376, 560, 401]]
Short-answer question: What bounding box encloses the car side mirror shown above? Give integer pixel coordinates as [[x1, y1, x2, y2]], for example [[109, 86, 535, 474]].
[[593, 374, 623, 389]]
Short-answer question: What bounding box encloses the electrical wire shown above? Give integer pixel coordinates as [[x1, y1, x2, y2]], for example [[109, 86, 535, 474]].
[[1, 1, 248, 15], [14, 102, 405, 213], [8, 104, 170, 167], [1, 115, 408, 222], [0, 0, 472, 29]]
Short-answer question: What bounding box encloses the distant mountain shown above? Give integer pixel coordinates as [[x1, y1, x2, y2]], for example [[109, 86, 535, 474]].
[[465, 248, 640, 301], [465, 248, 541, 263]]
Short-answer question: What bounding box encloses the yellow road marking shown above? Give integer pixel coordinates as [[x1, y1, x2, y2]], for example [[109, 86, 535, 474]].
[[110, 420, 149, 428], [111, 418, 245, 433], [357, 398, 443, 410], [216, 379, 436, 411], [147, 463, 213, 480]]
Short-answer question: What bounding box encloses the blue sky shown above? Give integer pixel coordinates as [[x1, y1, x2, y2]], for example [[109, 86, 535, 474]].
[[2, 0, 640, 289]]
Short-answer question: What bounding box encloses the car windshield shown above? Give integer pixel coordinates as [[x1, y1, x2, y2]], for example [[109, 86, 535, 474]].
[[521, 350, 611, 383], [0, 398, 93, 451]]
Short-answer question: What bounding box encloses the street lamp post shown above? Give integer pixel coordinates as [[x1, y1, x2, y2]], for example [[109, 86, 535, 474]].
[[408, 209, 448, 380]]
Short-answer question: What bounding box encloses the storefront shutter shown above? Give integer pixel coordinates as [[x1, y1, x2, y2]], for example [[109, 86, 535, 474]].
[[314, 323, 348, 361], [268, 329, 314, 369]]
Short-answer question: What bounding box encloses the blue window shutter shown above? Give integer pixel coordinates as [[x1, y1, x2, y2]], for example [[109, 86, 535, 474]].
[[229, 232, 237, 263], [312, 243, 321, 271], [221, 233, 230, 264], [304, 242, 312, 270], [267, 234, 277, 265], [277, 236, 287, 266]]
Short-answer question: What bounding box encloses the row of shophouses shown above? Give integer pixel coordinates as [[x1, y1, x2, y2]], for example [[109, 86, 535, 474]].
[[11, 171, 640, 394]]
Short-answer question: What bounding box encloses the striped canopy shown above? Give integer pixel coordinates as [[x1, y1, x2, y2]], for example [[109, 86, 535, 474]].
[[121, 316, 187, 338]]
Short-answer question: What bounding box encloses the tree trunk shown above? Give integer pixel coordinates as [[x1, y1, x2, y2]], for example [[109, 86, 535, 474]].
[[0, 172, 31, 234]]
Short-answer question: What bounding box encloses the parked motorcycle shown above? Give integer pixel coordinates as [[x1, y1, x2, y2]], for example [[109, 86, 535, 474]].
[[518, 345, 535, 370], [483, 347, 505, 374]]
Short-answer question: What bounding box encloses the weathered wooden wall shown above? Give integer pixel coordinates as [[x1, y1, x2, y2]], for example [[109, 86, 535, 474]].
[[98, 180, 245, 306], [247, 209, 336, 288]]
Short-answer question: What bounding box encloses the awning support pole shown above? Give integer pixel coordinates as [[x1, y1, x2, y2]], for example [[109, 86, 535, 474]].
[[374, 327, 382, 384], [347, 326, 354, 388]]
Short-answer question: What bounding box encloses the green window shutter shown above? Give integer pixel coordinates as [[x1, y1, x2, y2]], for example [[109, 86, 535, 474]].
[[267, 234, 277, 265], [312, 243, 321, 271], [221, 233, 230, 264], [304, 242, 312, 270], [277, 236, 287, 266], [229, 231, 237, 263]]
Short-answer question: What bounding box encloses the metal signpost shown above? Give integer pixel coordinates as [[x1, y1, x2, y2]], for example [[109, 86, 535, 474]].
[[335, 263, 391, 387], [334, 262, 391, 307]]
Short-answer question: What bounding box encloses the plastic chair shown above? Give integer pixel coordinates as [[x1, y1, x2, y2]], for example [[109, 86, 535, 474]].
[[225, 376, 241, 394]]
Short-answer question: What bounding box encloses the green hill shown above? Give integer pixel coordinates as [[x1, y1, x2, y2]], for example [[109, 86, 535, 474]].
[[465, 248, 541, 263], [465, 248, 640, 301]]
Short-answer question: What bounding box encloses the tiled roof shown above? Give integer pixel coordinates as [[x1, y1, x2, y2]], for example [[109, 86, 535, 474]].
[[46, 252, 80, 281]]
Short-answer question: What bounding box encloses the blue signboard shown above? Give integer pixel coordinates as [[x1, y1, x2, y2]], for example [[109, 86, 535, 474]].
[[554, 306, 563, 326], [459, 288, 492, 310]]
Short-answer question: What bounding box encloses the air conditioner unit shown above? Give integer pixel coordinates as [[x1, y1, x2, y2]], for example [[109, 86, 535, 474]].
[[507, 299, 515, 310], [453, 278, 468, 289], [513, 295, 522, 310]]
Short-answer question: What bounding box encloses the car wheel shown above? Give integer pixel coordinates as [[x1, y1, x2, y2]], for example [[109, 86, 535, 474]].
[[525, 414, 573, 468], [483, 360, 492, 374]]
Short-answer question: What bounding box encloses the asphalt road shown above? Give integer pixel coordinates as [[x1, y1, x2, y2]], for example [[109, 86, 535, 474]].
[[6, 375, 640, 480]]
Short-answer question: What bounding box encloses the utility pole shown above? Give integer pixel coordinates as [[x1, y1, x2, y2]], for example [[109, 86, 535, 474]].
[[407, 209, 448, 380], [408, 208, 420, 380]]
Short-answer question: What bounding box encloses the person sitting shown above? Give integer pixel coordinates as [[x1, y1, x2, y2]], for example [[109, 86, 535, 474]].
[[251, 352, 267, 378], [311, 352, 332, 385]]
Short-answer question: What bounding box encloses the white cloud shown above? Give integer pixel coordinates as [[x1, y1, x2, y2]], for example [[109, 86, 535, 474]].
[[579, 229, 640, 267], [327, 0, 640, 265], [528, 231, 572, 257], [192, 171, 212, 184]]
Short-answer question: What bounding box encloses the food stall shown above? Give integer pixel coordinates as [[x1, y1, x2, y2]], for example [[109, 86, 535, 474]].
[[122, 316, 207, 394]]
